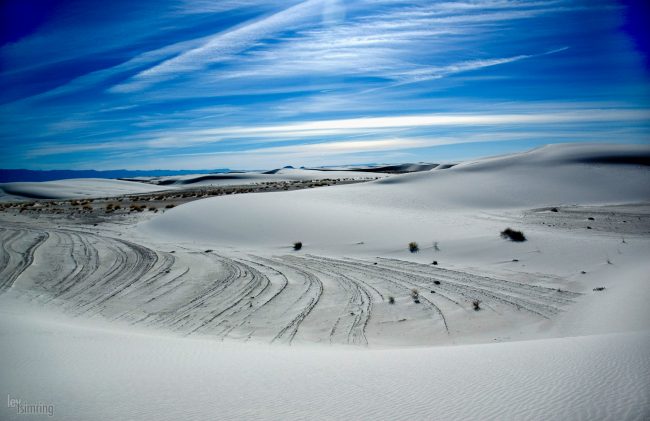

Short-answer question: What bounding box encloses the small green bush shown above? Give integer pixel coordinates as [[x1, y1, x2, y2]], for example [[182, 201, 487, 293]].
[[408, 242, 419, 253]]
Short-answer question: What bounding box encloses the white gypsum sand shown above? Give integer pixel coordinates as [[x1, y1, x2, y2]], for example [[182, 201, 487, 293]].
[[0, 178, 171, 201], [0, 143, 649, 420]]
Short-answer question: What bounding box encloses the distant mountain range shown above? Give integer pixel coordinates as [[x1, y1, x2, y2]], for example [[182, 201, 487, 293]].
[[0, 169, 230, 183]]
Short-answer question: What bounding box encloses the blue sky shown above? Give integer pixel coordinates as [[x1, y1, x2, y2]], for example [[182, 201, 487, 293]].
[[0, 0, 648, 170]]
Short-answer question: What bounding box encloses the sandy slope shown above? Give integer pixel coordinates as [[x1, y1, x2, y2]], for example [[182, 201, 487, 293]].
[[144, 168, 386, 186], [141, 144, 649, 249], [0, 143, 649, 420], [0, 178, 169, 200], [0, 303, 648, 421], [0, 169, 386, 201]]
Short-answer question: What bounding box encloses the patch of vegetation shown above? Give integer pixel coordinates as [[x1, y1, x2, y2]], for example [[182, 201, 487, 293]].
[[593, 287, 605, 291], [472, 299, 481, 311], [388, 296, 395, 304], [408, 241, 419, 253], [293, 241, 303, 251], [411, 288, 420, 303], [500, 228, 526, 242]]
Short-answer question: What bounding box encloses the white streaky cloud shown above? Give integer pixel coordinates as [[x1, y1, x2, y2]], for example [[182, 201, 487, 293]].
[[389, 47, 569, 86], [144, 128, 387, 149], [157, 3, 574, 95], [21, 127, 649, 168], [11, 37, 209, 105], [16, 106, 650, 160], [25, 141, 137, 158], [209, 109, 650, 137], [169, 128, 644, 160], [174, 0, 295, 15], [254, 138, 427, 154], [111, 0, 325, 93], [108, 1, 578, 98], [172, 138, 432, 158], [392, 54, 533, 85]]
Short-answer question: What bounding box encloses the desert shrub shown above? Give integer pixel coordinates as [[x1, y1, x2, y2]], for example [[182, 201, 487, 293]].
[[411, 288, 420, 303], [472, 299, 481, 311], [165, 204, 175, 209], [408, 241, 419, 253], [500, 228, 526, 242], [593, 287, 605, 291], [550, 207, 559, 212], [293, 241, 303, 251], [388, 296, 395, 304], [433, 280, 440, 285]]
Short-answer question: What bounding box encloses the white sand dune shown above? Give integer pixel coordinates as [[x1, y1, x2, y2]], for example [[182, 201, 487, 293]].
[[0, 178, 169, 201], [1, 143, 649, 420], [147, 167, 387, 186], [307, 162, 443, 173], [1, 303, 648, 421], [0, 168, 385, 201], [142, 143, 650, 248]]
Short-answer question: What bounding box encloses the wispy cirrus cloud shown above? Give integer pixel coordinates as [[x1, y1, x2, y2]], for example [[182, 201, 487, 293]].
[[111, 0, 327, 93], [1, 0, 648, 170], [207, 109, 650, 137], [22, 107, 649, 161]]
